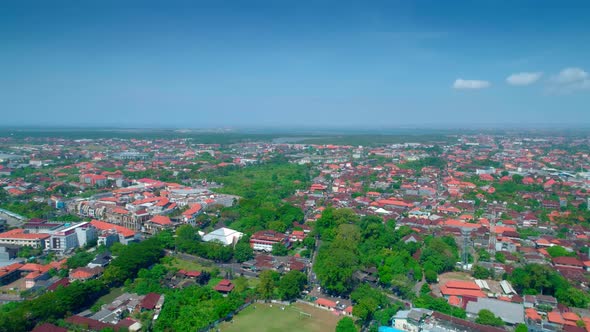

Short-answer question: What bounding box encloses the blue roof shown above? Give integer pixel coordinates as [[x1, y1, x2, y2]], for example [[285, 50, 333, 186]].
[[378, 327, 405, 332]]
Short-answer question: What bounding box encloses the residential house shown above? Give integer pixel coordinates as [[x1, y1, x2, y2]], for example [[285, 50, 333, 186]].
[[70, 266, 103, 281], [213, 279, 234, 294]]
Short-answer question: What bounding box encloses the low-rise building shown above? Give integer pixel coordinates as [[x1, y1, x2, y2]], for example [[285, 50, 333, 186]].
[[0, 229, 50, 249], [250, 230, 287, 252], [202, 227, 243, 246]]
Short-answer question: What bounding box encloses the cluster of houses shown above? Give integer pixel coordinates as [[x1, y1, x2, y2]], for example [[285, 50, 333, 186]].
[[3, 134, 590, 330], [32, 292, 164, 332]]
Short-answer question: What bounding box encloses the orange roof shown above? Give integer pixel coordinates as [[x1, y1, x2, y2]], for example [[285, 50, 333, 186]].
[[19, 263, 47, 272], [448, 295, 461, 306], [547, 311, 565, 325], [563, 312, 581, 322], [183, 204, 202, 216], [440, 285, 486, 298], [376, 199, 414, 208], [442, 219, 480, 228], [91, 220, 135, 238], [444, 280, 481, 290], [0, 229, 50, 240], [0, 263, 24, 278], [151, 215, 172, 226], [525, 308, 542, 321], [315, 298, 336, 307], [494, 226, 516, 234]]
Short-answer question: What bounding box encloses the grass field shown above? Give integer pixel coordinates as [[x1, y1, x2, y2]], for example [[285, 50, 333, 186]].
[[96, 286, 125, 304], [218, 302, 342, 332], [164, 256, 215, 272]]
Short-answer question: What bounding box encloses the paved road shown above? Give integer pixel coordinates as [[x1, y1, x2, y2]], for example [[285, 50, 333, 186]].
[[167, 250, 259, 278]]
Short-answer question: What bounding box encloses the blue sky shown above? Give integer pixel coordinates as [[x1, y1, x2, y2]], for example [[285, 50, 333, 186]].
[[1, 0, 589, 128]]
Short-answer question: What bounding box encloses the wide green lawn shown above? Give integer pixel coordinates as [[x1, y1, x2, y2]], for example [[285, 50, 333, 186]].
[[218, 302, 342, 332], [164, 256, 215, 272]]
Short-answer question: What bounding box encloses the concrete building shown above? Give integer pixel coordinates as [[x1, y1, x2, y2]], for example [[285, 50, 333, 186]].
[[45, 222, 98, 254], [0, 229, 50, 249], [250, 230, 287, 252], [466, 298, 525, 325], [202, 227, 243, 246]]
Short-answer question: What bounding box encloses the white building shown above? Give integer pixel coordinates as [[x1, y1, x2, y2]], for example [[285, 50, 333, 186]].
[[46, 222, 98, 254], [202, 227, 243, 246]]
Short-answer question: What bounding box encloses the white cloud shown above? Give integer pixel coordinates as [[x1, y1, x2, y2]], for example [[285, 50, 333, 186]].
[[452, 79, 491, 90], [506, 72, 542, 86], [550, 67, 590, 93]]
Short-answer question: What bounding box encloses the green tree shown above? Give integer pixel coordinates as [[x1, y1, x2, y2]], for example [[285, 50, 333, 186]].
[[257, 270, 279, 300], [351, 284, 389, 322], [420, 283, 431, 297], [515, 323, 528, 332], [472, 265, 490, 279], [271, 243, 289, 256], [475, 309, 504, 326], [66, 251, 95, 269], [335, 317, 357, 332], [233, 276, 249, 294], [495, 252, 506, 263], [17, 246, 43, 258], [278, 270, 307, 300], [555, 287, 590, 308], [546, 246, 575, 258], [315, 245, 358, 295], [424, 270, 438, 284], [234, 239, 254, 263]]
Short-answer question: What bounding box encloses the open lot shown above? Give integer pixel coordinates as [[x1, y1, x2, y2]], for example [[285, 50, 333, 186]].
[[96, 286, 125, 304], [164, 256, 215, 272], [218, 302, 343, 332]]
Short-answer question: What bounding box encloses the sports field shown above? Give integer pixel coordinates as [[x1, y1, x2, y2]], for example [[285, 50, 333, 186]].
[[218, 302, 343, 332]]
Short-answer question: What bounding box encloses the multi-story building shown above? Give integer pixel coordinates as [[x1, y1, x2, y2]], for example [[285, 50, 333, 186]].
[[250, 230, 287, 252], [45, 222, 98, 254], [0, 229, 50, 249]]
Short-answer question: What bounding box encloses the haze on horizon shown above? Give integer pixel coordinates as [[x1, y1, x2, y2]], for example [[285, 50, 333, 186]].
[[1, 0, 589, 128]]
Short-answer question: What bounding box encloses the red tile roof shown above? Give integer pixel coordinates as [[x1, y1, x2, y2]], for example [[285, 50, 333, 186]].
[[547, 311, 565, 325], [445, 280, 481, 290], [440, 280, 486, 298], [553, 256, 584, 267], [563, 312, 581, 322], [214, 279, 234, 293], [70, 266, 103, 280], [525, 308, 542, 321], [141, 292, 161, 310], [31, 323, 67, 332], [150, 215, 172, 226], [47, 278, 70, 291], [183, 204, 202, 216], [65, 316, 116, 331], [91, 219, 136, 238], [0, 228, 50, 240], [315, 298, 336, 308]]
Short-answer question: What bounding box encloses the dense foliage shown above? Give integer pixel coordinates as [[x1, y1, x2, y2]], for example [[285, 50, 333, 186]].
[[174, 225, 234, 262], [0, 237, 165, 332], [509, 264, 590, 307], [65, 251, 96, 269], [154, 286, 245, 332], [414, 294, 466, 319], [205, 161, 309, 233], [335, 317, 358, 332]]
